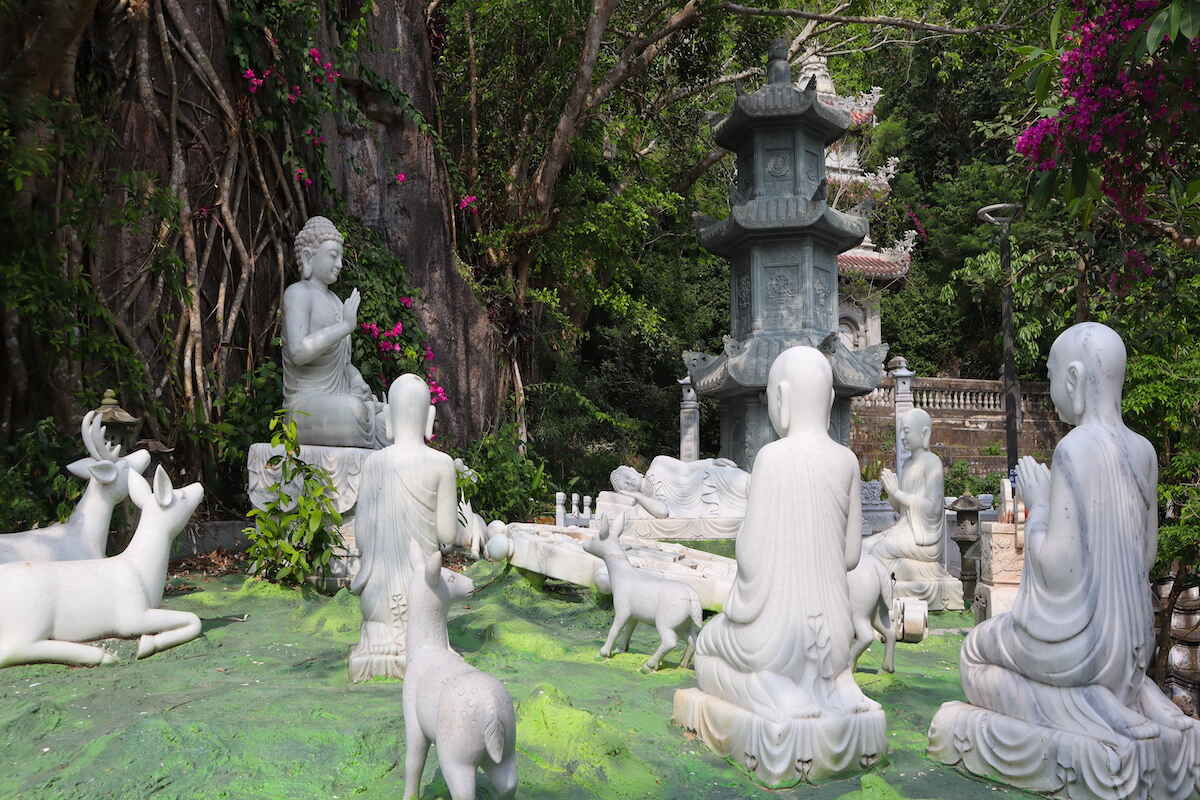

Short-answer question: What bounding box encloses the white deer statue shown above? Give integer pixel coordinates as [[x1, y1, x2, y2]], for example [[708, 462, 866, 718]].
[[847, 551, 897, 673], [0, 465, 204, 668], [582, 513, 703, 671], [0, 411, 151, 564], [403, 539, 517, 800]]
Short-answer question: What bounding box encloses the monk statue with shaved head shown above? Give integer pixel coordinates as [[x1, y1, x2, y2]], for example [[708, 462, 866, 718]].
[[929, 322, 1200, 798], [348, 374, 472, 681], [863, 406, 964, 610], [675, 345, 886, 785]]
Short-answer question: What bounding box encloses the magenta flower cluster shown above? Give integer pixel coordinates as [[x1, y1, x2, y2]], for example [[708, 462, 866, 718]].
[[360, 321, 406, 353], [1015, 0, 1199, 224], [308, 48, 342, 86], [293, 167, 313, 186], [243, 67, 271, 94], [458, 195, 478, 212]]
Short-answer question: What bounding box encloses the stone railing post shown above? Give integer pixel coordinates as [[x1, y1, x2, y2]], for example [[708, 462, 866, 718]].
[[889, 356, 915, 476], [679, 376, 700, 462]]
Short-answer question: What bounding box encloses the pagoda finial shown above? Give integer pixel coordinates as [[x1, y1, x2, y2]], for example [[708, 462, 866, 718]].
[[767, 38, 791, 85]]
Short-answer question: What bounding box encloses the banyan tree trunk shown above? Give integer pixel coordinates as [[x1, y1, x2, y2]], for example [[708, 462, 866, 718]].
[[331, 0, 498, 443]]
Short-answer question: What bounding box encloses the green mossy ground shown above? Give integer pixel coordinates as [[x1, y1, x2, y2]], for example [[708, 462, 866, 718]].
[[0, 562, 1031, 799]]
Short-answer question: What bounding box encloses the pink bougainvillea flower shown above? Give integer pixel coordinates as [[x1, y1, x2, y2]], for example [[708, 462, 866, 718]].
[[309, 47, 321, 61], [458, 195, 477, 210], [400, 296, 413, 308], [288, 85, 301, 104], [243, 68, 256, 79], [394, 172, 408, 184]]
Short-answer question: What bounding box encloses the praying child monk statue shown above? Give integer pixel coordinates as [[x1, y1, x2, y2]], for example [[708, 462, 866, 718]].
[[348, 374, 472, 681], [929, 322, 1200, 799], [863, 408, 964, 610], [674, 346, 886, 786], [282, 216, 388, 448]]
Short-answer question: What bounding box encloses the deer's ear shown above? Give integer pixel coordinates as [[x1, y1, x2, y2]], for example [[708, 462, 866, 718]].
[[67, 457, 98, 479], [124, 449, 152, 476], [128, 469, 152, 509], [89, 460, 120, 486], [152, 465, 175, 508]]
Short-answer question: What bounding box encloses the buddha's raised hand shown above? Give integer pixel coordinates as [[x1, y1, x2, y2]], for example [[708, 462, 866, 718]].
[[342, 288, 361, 329]]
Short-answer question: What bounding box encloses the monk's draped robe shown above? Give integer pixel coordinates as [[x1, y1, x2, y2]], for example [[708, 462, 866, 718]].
[[960, 427, 1159, 740], [695, 439, 869, 721], [349, 449, 439, 675], [642, 456, 750, 518], [865, 452, 944, 564], [283, 305, 384, 448]]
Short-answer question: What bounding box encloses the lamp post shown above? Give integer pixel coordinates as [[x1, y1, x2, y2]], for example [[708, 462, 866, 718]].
[[977, 203, 1023, 484]]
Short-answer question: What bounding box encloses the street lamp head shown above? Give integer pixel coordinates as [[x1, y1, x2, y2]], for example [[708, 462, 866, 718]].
[[977, 203, 1024, 228]]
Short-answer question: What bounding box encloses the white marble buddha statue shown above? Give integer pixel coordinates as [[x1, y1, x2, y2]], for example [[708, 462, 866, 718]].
[[282, 216, 387, 448], [863, 408, 963, 610], [929, 322, 1200, 798], [594, 456, 750, 521], [675, 345, 885, 785], [348, 374, 468, 681]]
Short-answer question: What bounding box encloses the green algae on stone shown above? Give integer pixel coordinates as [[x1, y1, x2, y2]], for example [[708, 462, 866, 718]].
[[516, 683, 661, 798]]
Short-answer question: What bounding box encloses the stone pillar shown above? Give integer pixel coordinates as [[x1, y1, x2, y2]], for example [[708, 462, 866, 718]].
[[679, 377, 700, 462], [889, 356, 915, 476]]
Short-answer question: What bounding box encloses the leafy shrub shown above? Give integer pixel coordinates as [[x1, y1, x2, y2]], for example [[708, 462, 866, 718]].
[[0, 418, 84, 531], [943, 459, 1002, 499], [243, 411, 342, 586], [456, 423, 553, 523]]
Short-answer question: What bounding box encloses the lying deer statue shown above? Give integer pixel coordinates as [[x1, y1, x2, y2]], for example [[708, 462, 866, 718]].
[[0, 465, 203, 668], [403, 539, 517, 800], [0, 411, 151, 564], [847, 551, 896, 673], [583, 513, 702, 671]]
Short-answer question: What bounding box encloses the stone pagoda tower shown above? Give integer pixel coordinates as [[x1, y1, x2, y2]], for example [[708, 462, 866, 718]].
[[684, 40, 887, 468]]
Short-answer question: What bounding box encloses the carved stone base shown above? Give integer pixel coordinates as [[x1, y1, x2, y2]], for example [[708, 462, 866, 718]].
[[893, 571, 965, 612], [673, 687, 886, 786], [348, 620, 406, 682], [929, 701, 1200, 800]]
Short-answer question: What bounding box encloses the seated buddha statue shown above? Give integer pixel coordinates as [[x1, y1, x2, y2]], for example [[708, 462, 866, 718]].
[[863, 407, 963, 610], [282, 216, 387, 448]]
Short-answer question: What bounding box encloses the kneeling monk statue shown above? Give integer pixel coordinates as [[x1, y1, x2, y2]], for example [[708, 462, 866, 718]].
[[929, 322, 1200, 799], [673, 345, 886, 786]]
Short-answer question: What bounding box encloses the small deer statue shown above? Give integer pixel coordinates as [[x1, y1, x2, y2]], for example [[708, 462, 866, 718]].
[[0, 465, 204, 668], [847, 551, 896, 674], [582, 513, 703, 671], [403, 538, 517, 800], [0, 411, 151, 564]]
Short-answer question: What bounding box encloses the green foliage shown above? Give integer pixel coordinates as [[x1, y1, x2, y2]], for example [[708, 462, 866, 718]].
[[456, 423, 553, 523], [244, 411, 343, 586], [943, 460, 1002, 499], [0, 418, 84, 531]]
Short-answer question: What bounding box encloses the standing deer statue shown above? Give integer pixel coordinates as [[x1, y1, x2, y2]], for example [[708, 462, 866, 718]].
[[847, 551, 896, 673], [403, 539, 517, 800], [0, 411, 151, 564], [0, 465, 204, 668], [583, 513, 703, 671]]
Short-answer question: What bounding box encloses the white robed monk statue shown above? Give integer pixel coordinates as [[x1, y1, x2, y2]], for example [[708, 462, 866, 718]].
[[348, 374, 471, 682], [863, 407, 964, 610], [929, 322, 1200, 799], [674, 346, 886, 786]]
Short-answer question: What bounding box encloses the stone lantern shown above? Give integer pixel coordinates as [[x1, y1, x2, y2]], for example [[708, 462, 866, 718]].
[[683, 40, 887, 467], [93, 389, 142, 455], [947, 492, 983, 606]]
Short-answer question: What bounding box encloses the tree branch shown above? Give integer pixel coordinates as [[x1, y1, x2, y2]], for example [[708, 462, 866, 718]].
[[719, 2, 1032, 35]]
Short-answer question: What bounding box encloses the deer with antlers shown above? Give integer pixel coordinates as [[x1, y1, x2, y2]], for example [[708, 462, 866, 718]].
[[0, 412, 151, 565], [0, 465, 204, 668]]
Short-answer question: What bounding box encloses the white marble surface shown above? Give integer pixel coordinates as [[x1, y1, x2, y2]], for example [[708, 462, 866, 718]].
[[0, 466, 203, 667], [864, 408, 963, 611], [348, 375, 460, 682], [0, 412, 151, 564], [929, 322, 1200, 799], [403, 540, 515, 799], [676, 345, 885, 785]]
